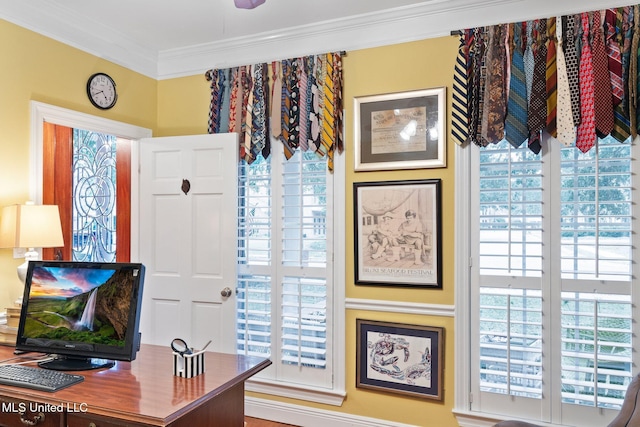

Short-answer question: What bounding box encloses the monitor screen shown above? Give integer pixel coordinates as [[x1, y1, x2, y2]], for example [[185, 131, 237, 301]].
[[15, 261, 145, 371]]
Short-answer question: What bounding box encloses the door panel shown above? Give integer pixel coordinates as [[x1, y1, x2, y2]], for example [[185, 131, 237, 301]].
[[139, 134, 238, 353]]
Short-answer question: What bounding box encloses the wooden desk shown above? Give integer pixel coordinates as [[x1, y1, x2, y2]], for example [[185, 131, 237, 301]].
[[0, 344, 271, 426]]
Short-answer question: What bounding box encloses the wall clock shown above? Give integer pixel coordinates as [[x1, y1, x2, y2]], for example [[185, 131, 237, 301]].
[[86, 72, 117, 110]]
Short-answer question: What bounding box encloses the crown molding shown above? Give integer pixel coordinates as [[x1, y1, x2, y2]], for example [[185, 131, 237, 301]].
[[0, 0, 632, 80]]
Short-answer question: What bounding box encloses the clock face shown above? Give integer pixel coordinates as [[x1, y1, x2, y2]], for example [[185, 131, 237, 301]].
[[87, 73, 117, 109]]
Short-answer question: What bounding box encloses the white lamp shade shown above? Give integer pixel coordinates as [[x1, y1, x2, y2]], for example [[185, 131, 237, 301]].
[[0, 204, 64, 249]]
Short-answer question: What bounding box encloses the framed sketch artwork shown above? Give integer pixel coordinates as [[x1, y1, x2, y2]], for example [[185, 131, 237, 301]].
[[356, 319, 444, 400], [354, 87, 446, 171], [353, 179, 442, 288]]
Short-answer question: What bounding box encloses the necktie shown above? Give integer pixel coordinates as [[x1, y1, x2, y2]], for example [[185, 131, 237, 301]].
[[555, 17, 577, 146], [612, 7, 632, 143], [523, 22, 535, 105], [563, 15, 581, 126], [309, 55, 323, 153], [219, 68, 231, 133], [205, 69, 220, 134], [605, 9, 624, 106], [297, 58, 309, 151], [279, 60, 296, 160], [451, 34, 470, 145], [481, 24, 506, 144], [333, 52, 344, 154], [228, 67, 240, 134], [470, 27, 488, 147], [241, 65, 253, 160], [288, 58, 301, 152], [260, 63, 271, 159], [248, 63, 267, 164], [527, 19, 547, 154], [270, 62, 282, 141], [546, 18, 557, 138], [630, 6, 639, 138], [304, 56, 316, 150], [576, 13, 597, 153], [321, 53, 335, 171], [591, 10, 615, 138], [505, 23, 529, 148]]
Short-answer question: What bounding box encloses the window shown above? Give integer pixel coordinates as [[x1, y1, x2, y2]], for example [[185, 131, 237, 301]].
[[236, 146, 343, 398], [461, 137, 637, 426]]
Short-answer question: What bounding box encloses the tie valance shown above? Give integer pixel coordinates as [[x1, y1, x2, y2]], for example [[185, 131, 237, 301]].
[[205, 52, 344, 171], [452, 6, 640, 153]]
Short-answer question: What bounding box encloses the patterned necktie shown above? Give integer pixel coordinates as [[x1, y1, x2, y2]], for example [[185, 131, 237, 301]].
[[605, 9, 624, 106], [470, 27, 488, 147], [279, 59, 295, 160], [297, 58, 309, 151], [321, 53, 335, 170], [612, 7, 632, 143], [555, 17, 577, 146], [333, 52, 344, 155], [505, 23, 529, 148], [591, 10, 615, 138], [630, 6, 640, 138], [309, 55, 324, 153], [248, 63, 267, 164], [228, 67, 240, 134], [481, 24, 506, 144], [576, 13, 597, 153], [563, 15, 581, 126], [546, 18, 557, 138], [527, 19, 547, 154], [451, 34, 469, 145], [523, 22, 535, 105]]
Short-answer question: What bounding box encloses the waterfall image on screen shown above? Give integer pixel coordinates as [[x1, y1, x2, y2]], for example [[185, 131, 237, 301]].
[[23, 266, 133, 347]]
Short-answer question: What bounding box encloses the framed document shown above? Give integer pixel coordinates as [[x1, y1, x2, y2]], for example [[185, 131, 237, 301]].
[[354, 87, 446, 171]]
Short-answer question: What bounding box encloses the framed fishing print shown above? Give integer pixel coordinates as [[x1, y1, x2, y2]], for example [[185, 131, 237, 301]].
[[353, 179, 442, 288], [354, 87, 446, 171], [356, 319, 444, 400]]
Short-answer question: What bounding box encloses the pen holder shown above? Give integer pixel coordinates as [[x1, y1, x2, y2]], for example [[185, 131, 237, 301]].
[[173, 349, 206, 378]]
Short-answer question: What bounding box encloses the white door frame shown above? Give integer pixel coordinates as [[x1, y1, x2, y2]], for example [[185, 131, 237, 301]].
[[29, 101, 152, 261]]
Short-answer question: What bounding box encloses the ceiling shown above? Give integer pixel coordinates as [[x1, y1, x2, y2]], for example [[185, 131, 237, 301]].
[[0, 0, 631, 79]]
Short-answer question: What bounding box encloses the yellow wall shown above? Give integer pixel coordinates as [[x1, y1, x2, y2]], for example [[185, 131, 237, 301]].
[[0, 20, 157, 305], [1, 17, 461, 426]]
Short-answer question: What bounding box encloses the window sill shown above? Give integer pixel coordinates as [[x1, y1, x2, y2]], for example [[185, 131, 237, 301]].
[[246, 377, 346, 406]]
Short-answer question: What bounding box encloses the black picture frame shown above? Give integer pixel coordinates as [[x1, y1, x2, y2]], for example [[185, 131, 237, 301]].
[[356, 319, 444, 400], [353, 179, 442, 288]]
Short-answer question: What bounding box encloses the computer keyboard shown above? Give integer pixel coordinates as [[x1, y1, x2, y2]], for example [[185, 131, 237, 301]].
[[0, 364, 84, 392]]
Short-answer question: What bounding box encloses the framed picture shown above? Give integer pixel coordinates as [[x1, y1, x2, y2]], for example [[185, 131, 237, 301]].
[[353, 179, 442, 288], [354, 87, 446, 171], [356, 319, 444, 400]]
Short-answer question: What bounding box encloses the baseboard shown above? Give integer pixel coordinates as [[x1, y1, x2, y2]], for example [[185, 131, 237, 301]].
[[245, 396, 418, 427]]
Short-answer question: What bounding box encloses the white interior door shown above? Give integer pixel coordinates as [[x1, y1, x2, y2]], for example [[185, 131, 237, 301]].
[[138, 133, 238, 353]]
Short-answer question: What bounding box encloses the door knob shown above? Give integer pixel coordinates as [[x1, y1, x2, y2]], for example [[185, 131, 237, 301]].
[[221, 287, 233, 298]]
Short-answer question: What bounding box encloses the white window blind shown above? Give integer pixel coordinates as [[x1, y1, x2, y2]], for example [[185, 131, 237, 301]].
[[236, 148, 332, 388], [470, 138, 635, 426]]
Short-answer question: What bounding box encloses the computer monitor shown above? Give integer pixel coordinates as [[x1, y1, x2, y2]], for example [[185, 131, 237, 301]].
[[15, 260, 145, 371]]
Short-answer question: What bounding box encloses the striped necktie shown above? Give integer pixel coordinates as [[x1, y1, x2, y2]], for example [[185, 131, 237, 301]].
[[545, 18, 557, 138], [333, 53, 344, 154], [205, 69, 220, 134], [297, 58, 309, 152], [451, 34, 469, 145], [320, 53, 335, 171], [576, 13, 597, 153], [591, 10, 615, 138], [505, 23, 528, 148], [605, 9, 624, 106]]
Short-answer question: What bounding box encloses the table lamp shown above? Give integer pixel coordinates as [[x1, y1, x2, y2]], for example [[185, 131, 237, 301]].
[[0, 203, 64, 285]]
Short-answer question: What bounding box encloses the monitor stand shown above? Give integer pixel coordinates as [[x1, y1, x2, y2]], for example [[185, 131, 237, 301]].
[[38, 355, 115, 371]]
